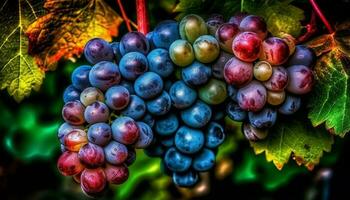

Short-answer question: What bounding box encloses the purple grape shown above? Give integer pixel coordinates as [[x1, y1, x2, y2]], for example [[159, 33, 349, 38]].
[[62, 100, 85, 125], [278, 95, 301, 115], [121, 95, 146, 120], [248, 107, 277, 129], [78, 143, 105, 168], [134, 122, 153, 149], [112, 116, 140, 145], [242, 123, 268, 141], [212, 51, 233, 80], [119, 52, 148, 81], [229, 12, 248, 25], [63, 85, 81, 103], [87, 123, 112, 146], [119, 31, 150, 55], [215, 23, 239, 53], [286, 65, 314, 94], [84, 38, 114, 64], [71, 65, 92, 91], [125, 148, 136, 166], [110, 42, 122, 62], [260, 37, 290, 65], [226, 101, 247, 122], [105, 86, 130, 110], [237, 80, 267, 112], [104, 164, 129, 185], [224, 56, 253, 86], [84, 101, 110, 124], [239, 15, 267, 39], [287, 45, 316, 67], [263, 66, 289, 92], [58, 122, 83, 144], [104, 141, 128, 165], [119, 80, 135, 95], [89, 61, 121, 91], [206, 14, 224, 35]]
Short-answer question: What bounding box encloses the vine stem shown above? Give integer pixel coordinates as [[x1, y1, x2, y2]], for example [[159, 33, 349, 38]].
[[136, 0, 149, 34], [309, 0, 334, 33], [117, 0, 132, 32]]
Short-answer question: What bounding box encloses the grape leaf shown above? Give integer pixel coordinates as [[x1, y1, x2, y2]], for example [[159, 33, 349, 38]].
[[26, 0, 123, 70], [0, 0, 45, 102], [250, 119, 333, 170]]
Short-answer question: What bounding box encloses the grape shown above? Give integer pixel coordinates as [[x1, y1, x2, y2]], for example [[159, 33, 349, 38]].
[[172, 170, 199, 187], [181, 101, 212, 128], [198, 79, 227, 105], [223, 56, 253, 86], [281, 33, 297, 55], [242, 123, 268, 141], [260, 37, 290, 65], [206, 14, 224, 35], [192, 148, 215, 171], [267, 90, 286, 106], [80, 87, 104, 106], [169, 39, 195, 67], [287, 45, 316, 67], [87, 123, 112, 146], [119, 31, 150, 55], [119, 80, 135, 95], [239, 15, 267, 39], [110, 42, 122, 62], [263, 66, 288, 92], [134, 122, 153, 149], [193, 35, 220, 63], [141, 113, 155, 128], [179, 14, 208, 44], [121, 95, 146, 120], [71, 65, 92, 91], [84, 101, 110, 124], [212, 51, 233, 80], [144, 140, 166, 157], [89, 61, 121, 91], [104, 141, 128, 165], [119, 52, 148, 81], [237, 80, 267, 112], [57, 151, 85, 176], [175, 126, 205, 154], [63, 85, 81, 103], [146, 31, 155, 49], [147, 48, 174, 78], [80, 168, 107, 195], [146, 91, 172, 116], [105, 86, 130, 110], [134, 72, 163, 99], [253, 61, 273, 81], [104, 164, 129, 185], [182, 61, 212, 87], [228, 12, 248, 26], [84, 38, 114, 64], [248, 107, 277, 129], [58, 122, 83, 144], [111, 116, 140, 145], [278, 95, 301, 115], [226, 101, 247, 122], [207, 14, 225, 23], [215, 23, 239, 53], [78, 143, 105, 168], [64, 129, 88, 152], [125, 148, 136, 166], [62, 100, 85, 125], [152, 20, 180, 49], [164, 147, 192, 172], [232, 32, 262, 62], [205, 122, 225, 149], [227, 85, 238, 101], [155, 113, 179, 136], [169, 80, 197, 109], [286, 65, 314, 94]]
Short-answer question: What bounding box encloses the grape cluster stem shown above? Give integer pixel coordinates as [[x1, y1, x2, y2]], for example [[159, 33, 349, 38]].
[[136, 0, 150, 35]]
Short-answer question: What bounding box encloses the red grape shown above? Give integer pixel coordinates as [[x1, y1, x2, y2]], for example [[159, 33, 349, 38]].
[[260, 37, 290, 65], [224, 57, 253, 86], [215, 23, 239, 53], [57, 151, 85, 176], [112, 117, 140, 145], [232, 32, 262, 62], [286, 65, 314, 94], [263, 66, 288, 92], [64, 129, 88, 152], [104, 164, 129, 185], [78, 143, 105, 168], [237, 80, 267, 112], [81, 168, 107, 195], [62, 100, 85, 125]]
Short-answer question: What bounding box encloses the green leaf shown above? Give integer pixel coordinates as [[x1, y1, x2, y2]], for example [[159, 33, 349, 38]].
[[250, 119, 333, 170], [0, 0, 44, 102]]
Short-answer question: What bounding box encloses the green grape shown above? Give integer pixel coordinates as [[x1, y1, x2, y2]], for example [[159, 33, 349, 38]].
[[193, 35, 220, 63], [179, 14, 208, 44], [199, 79, 227, 105], [267, 90, 286, 106], [169, 39, 195, 67], [253, 61, 272, 81], [80, 87, 105, 106]]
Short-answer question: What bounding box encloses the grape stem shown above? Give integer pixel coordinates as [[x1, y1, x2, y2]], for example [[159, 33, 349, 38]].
[[136, 0, 149, 34], [297, 11, 317, 43], [117, 0, 132, 32], [309, 0, 334, 33]]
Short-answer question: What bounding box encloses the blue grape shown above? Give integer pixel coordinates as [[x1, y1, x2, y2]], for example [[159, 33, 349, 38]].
[[205, 122, 225, 149], [121, 95, 146, 120], [169, 80, 197, 109], [181, 101, 212, 128], [134, 122, 153, 149], [134, 72, 163, 99], [242, 122, 268, 141], [147, 48, 174, 78], [141, 113, 155, 128], [63, 85, 81, 103], [105, 86, 130, 110], [89, 61, 121, 91], [87, 123, 112, 146], [144, 140, 166, 157], [172, 170, 199, 187], [164, 147, 192, 172], [192, 148, 215, 171], [111, 116, 140, 145], [226, 101, 247, 122], [146, 91, 171, 116], [248, 107, 277, 129], [155, 113, 179, 136], [146, 31, 155, 49], [84, 101, 110, 124], [153, 20, 180, 49], [71, 65, 91, 90], [84, 38, 114, 64], [160, 137, 174, 148], [110, 42, 122, 62], [104, 141, 128, 165], [175, 126, 204, 154], [119, 80, 135, 95], [119, 52, 148, 81], [163, 80, 172, 92], [119, 31, 150, 55], [227, 85, 238, 102], [182, 61, 212, 87], [278, 95, 301, 115], [125, 148, 136, 166], [58, 122, 83, 144], [288, 45, 316, 67]]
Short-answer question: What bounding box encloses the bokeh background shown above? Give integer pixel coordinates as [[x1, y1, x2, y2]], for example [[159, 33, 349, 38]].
[[0, 0, 350, 199]]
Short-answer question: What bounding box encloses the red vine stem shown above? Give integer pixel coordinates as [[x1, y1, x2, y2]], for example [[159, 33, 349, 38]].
[[117, 0, 132, 32], [297, 11, 317, 43], [136, 0, 149, 34], [309, 0, 334, 33]]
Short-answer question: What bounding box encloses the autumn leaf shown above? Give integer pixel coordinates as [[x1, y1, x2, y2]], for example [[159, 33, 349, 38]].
[[0, 0, 45, 102], [26, 0, 123, 71]]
